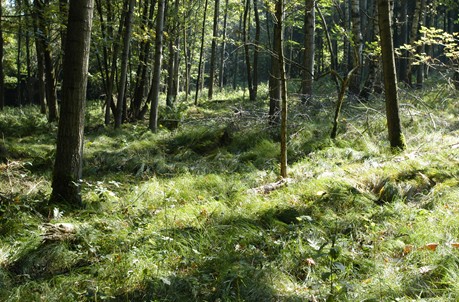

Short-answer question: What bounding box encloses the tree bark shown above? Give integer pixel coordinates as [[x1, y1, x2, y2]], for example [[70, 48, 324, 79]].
[[0, 1, 4, 110], [275, 0, 288, 178], [301, 0, 315, 102], [378, 0, 406, 150], [218, 0, 229, 90], [207, 0, 220, 100], [349, 0, 363, 95], [148, 0, 166, 132], [115, 0, 135, 128], [243, 0, 255, 101], [194, 0, 209, 105], [51, 0, 94, 206]]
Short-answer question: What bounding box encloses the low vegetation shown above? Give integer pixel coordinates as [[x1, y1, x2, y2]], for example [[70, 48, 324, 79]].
[[0, 80, 458, 301]]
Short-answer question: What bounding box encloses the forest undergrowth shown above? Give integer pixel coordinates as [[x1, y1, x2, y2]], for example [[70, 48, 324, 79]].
[[0, 80, 459, 301]]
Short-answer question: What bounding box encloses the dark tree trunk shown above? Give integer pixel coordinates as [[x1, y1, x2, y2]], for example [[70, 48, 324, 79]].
[[34, 0, 58, 122], [243, 0, 255, 101], [115, 0, 135, 128], [148, 0, 166, 132], [269, 9, 280, 124], [0, 2, 3, 110], [378, 0, 406, 150], [51, 0, 94, 206]]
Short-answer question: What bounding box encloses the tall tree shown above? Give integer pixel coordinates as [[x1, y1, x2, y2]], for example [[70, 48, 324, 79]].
[[0, 0, 4, 110], [34, 0, 58, 122], [378, 0, 406, 149], [148, 0, 166, 132], [243, 0, 256, 101], [275, 0, 288, 178], [349, 0, 363, 95], [194, 0, 209, 105], [208, 0, 220, 100], [51, 0, 94, 205], [301, 0, 315, 102], [115, 0, 136, 128], [218, 0, 229, 90]]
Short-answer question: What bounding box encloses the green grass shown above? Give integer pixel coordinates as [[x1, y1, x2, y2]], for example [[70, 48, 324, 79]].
[[0, 80, 458, 301]]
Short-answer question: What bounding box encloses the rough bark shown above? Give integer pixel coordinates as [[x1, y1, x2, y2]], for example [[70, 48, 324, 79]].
[[51, 0, 94, 206]]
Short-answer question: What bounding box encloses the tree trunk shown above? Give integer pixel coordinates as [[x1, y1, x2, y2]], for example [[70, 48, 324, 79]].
[[194, 0, 209, 105], [243, 0, 255, 101], [301, 0, 315, 102], [405, 0, 425, 86], [0, 2, 4, 110], [218, 0, 229, 90], [132, 0, 156, 119], [207, 0, 220, 100], [275, 0, 288, 178], [51, 0, 94, 206], [252, 0, 260, 99], [148, 0, 166, 132], [349, 0, 363, 95], [34, 0, 58, 122], [115, 0, 135, 128], [269, 9, 280, 124], [378, 0, 406, 150]]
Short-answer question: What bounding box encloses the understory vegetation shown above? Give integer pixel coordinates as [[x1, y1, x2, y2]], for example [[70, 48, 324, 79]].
[[0, 80, 459, 301]]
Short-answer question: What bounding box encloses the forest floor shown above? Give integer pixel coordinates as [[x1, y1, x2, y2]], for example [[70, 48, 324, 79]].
[[0, 80, 459, 301]]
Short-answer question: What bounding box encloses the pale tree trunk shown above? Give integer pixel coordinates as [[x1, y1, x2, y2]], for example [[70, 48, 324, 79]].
[[275, 0, 288, 178], [378, 0, 406, 150], [148, 0, 166, 132], [218, 0, 229, 90], [194, 0, 209, 105], [301, 0, 315, 102], [208, 0, 219, 100], [51, 0, 94, 206], [115, 0, 135, 128], [269, 9, 280, 124]]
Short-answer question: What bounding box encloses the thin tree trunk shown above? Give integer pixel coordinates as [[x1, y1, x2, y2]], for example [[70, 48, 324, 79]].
[[148, 0, 166, 132], [194, 0, 209, 105], [208, 0, 220, 100], [252, 0, 260, 99], [115, 0, 135, 128], [378, 0, 406, 149], [275, 0, 288, 178], [301, 0, 315, 102], [243, 0, 255, 101], [349, 0, 363, 95], [51, 0, 94, 206], [269, 9, 280, 124], [218, 0, 229, 90], [0, 2, 4, 110]]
